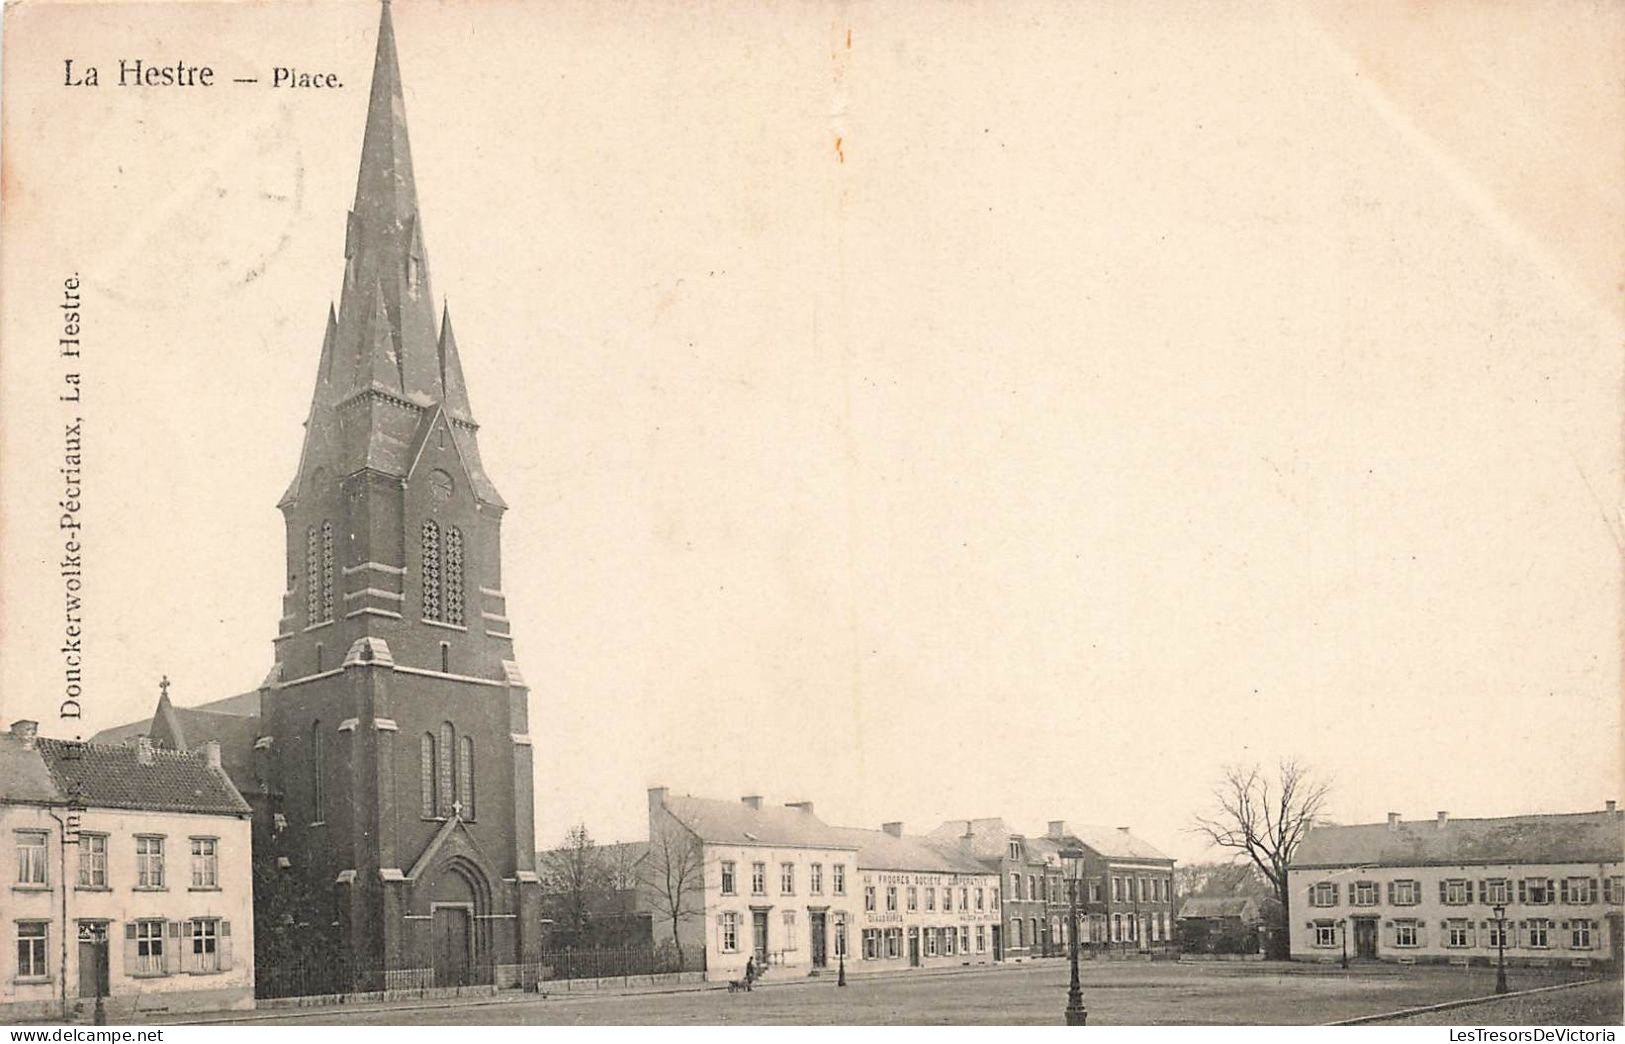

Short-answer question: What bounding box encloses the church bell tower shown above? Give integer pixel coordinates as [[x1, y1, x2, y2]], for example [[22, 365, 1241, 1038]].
[[263, 0, 541, 977]]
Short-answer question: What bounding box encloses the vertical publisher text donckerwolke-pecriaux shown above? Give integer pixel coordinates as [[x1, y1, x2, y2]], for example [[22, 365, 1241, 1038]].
[[58, 273, 85, 732]]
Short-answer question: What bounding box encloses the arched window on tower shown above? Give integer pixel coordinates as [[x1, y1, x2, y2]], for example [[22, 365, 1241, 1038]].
[[437, 722, 455, 817], [321, 520, 335, 622], [311, 720, 326, 825], [420, 732, 437, 819], [444, 527, 464, 626], [306, 521, 335, 626], [458, 736, 475, 821], [421, 520, 442, 621]]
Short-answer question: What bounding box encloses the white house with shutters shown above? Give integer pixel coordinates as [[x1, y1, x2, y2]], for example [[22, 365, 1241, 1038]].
[[1287, 806, 1623, 969], [0, 722, 255, 1021]]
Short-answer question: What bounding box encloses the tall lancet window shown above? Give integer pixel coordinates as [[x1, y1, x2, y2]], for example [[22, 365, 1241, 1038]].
[[444, 527, 465, 626], [306, 522, 335, 626], [437, 722, 455, 817], [311, 721, 326, 825], [421, 520, 442, 621], [321, 520, 335, 622], [457, 736, 475, 821], [419, 732, 437, 819]]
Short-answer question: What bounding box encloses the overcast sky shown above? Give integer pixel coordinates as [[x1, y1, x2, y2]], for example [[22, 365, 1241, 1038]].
[[2, 0, 1620, 863]]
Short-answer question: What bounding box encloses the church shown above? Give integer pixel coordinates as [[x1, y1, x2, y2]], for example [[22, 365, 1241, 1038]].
[[94, 1, 542, 987]]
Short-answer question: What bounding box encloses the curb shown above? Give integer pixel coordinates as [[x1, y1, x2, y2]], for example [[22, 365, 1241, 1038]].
[[1328, 978, 1603, 1026]]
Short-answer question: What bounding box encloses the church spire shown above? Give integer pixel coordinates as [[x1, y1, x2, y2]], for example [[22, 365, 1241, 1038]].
[[439, 303, 473, 421], [328, 0, 441, 406]]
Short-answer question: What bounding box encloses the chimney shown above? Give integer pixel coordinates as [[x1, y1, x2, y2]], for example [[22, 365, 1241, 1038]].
[[882, 821, 903, 837], [1048, 820, 1067, 839], [647, 786, 670, 827], [136, 735, 155, 766], [10, 720, 39, 750], [961, 820, 975, 839], [741, 795, 762, 810], [785, 801, 814, 815], [1117, 826, 1131, 835], [199, 740, 222, 770], [1387, 812, 1401, 830], [1436, 811, 1449, 828], [1607, 800, 1617, 813]]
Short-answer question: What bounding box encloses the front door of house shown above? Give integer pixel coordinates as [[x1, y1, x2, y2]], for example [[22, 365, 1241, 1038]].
[[810, 912, 827, 967], [752, 910, 769, 962], [432, 907, 472, 987], [908, 928, 920, 966], [1354, 918, 1378, 959], [992, 925, 1002, 961], [76, 922, 108, 999]]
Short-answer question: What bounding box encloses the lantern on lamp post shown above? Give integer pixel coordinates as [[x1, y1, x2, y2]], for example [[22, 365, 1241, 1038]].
[[1060, 847, 1088, 1026]]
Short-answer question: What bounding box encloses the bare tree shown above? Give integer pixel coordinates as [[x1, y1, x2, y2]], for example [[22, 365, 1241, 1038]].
[[540, 822, 607, 944], [641, 816, 705, 968], [1193, 759, 1331, 958]]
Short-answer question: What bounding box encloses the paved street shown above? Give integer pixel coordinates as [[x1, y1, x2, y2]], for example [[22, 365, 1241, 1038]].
[[199, 960, 1613, 1026]]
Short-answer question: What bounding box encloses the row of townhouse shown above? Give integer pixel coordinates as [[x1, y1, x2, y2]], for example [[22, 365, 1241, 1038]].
[[637, 789, 1177, 983], [1287, 806, 1624, 968], [0, 722, 256, 1021], [926, 819, 1178, 960]]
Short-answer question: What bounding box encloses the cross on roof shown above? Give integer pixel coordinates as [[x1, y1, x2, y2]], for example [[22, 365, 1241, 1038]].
[[159, 675, 170, 700]]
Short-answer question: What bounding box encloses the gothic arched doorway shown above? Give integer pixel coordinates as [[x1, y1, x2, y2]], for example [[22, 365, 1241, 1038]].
[[427, 857, 493, 987]]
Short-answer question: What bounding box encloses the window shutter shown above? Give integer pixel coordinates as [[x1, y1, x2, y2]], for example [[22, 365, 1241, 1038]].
[[165, 921, 184, 974], [1518, 880, 1526, 903], [1415, 922, 1428, 948], [1590, 878, 1600, 903], [1385, 922, 1397, 947], [123, 924, 138, 977], [1439, 880, 1448, 904], [1467, 922, 1477, 947], [1477, 880, 1486, 904], [219, 920, 233, 972], [1560, 879, 1570, 903], [1386, 881, 1395, 905]]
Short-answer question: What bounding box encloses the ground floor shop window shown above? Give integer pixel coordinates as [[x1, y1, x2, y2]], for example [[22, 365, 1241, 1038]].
[[862, 928, 880, 960], [976, 925, 987, 953], [884, 928, 901, 959]]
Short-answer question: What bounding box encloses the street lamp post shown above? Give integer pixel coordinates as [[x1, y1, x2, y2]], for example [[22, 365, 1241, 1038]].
[[1061, 848, 1088, 1026], [1340, 920, 1348, 970], [1493, 903, 1508, 994]]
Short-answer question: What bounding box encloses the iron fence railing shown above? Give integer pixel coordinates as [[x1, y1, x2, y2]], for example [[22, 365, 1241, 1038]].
[[254, 945, 706, 1001]]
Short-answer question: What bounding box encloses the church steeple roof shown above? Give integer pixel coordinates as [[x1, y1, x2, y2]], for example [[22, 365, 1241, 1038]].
[[329, 0, 441, 407], [281, 0, 502, 510]]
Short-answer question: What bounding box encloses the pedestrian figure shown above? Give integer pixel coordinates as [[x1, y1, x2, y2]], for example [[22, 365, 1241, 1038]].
[[744, 955, 756, 991]]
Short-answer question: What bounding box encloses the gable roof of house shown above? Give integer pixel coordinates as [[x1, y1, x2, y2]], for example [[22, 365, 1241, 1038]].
[[1059, 824, 1172, 863], [925, 818, 1019, 866], [1291, 810, 1624, 869], [1176, 896, 1260, 920], [87, 690, 264, 794], [825, 826, 993, 876], [0, 734, 66, 804], [34, 738, 251, 817], [658, 795, 857, 851]]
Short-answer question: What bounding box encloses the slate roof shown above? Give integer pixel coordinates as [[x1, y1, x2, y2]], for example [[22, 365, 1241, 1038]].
[[1292, 810, 1625, 869], [0, 734, 66, 804], [1176, 896, 1260, 920], [659, 795, 858, 851], [1057, 824, 1172, 863], [89, 688, 260, 745], [824, 826, 994, 876], [35, 738, 251, 817], [926, 818, 1018, 866]]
